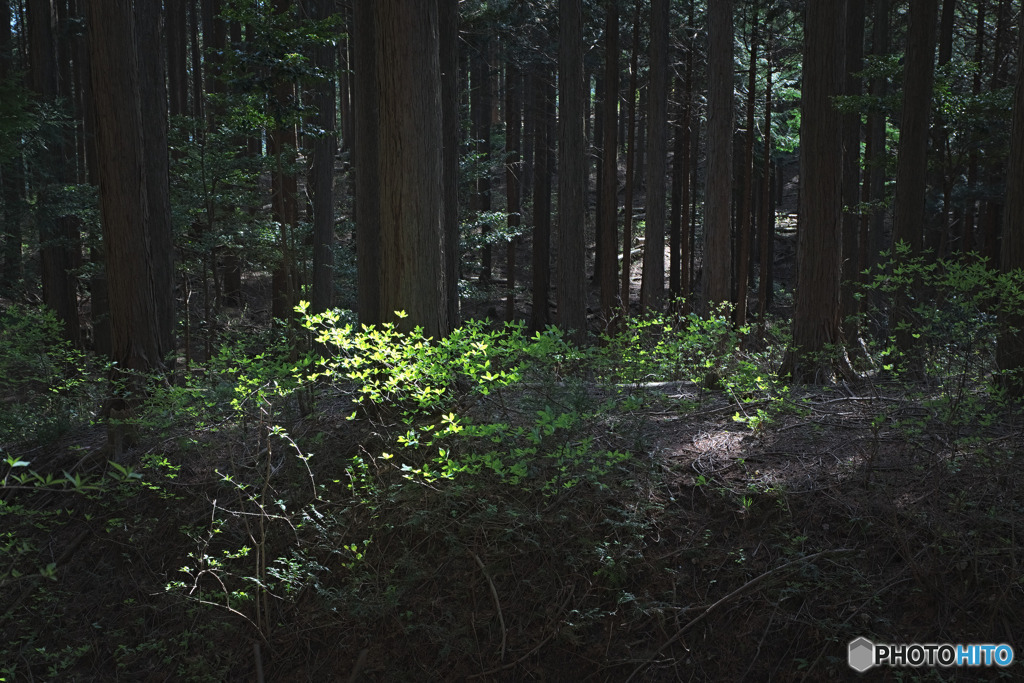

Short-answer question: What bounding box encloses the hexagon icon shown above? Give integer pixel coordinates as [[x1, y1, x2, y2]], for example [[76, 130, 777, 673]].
[[848, 637, 875, 672]]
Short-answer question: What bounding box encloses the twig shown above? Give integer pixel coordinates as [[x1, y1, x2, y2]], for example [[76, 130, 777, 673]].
[[470, 550, 507, 661], [624, 549, 856, 683], [467, 591, 574, 679]]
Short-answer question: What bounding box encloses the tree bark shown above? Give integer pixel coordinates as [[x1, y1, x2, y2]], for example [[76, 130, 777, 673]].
[[352, 0, 380, 326], [996, 10, 1024, 395], [841, 0, 865, 344], [640, 0, 669, 312], [373, 0, 448, 337], [505, 64, 522, 322], [557, 0, 587, 341], [598, 0, 619, 322], [439, 0, 460, 327], [531, 65, 553, 333], [309, 0, 336, 315], [86, 0, 174, 374], [702, 0, 734, 312], [734, 4, 758, 328], [782, 0, 848, 382], [620, 0, 641, 311]]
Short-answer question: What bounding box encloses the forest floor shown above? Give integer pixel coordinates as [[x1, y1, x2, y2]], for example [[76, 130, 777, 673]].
[[2, 351, 1022, 681]]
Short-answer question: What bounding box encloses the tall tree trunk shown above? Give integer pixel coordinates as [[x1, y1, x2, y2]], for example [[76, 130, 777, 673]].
[[167, 0, 188, 118], [471, 36, 493, 283], [620, 0, 641, 311], [531, 65, 553, 333], [353, 1, 380, 326], [866, 0, 889, 273], [86, 0, 174, 375], [373, 0, 448, 337], [890, 0, 937, 361], [557, 0, 587, 341], [757, 35, 774, 329], [0, 0, 23, 290], [640, 0, 669, 312], [702, 0, 734, 311], [782, 0, 848, 381], [734, 5, 758, 329], [309, 0, 336, 314], [963, 0, 985, 254], [439, 0, 460, 327], [505, 64, 522, 322], [28, 0, 80, 345], [598, 0, 619, 322], [996, 10, 1024, 395], [840, 0, 865, 344]]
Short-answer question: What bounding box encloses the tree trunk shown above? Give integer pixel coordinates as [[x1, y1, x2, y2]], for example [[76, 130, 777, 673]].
[[471, 37, 493, 283], [890, 0, 937, 362], [353, 1, 380, 326], [640, 0, 669, 312], [734, 5, 758, 328], [620, 0, 641, 311], [531, 65, 553, 333], [557, 0, 587, 341], [373, 0, 448, 337], [440, 0, 460, 327], [840, 0, 865, 344], [309, 0, 336, 315], [996, 10, 1024, 395], [86, 0, 174, 374], [505, 64, 522, 322], [0, 0, 23, 290], [782, 0, 848, 382], [702, 0, 734, 312], [598, 0, 619, 322]]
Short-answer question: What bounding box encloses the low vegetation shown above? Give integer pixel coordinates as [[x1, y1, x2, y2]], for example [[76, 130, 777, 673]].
[[2, 259, 1022, 681]]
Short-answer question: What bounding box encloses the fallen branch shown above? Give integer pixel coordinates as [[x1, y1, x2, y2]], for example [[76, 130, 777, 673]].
[[470, 550, 507, 661]]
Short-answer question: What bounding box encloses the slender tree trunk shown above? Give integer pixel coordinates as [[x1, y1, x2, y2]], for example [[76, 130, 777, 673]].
[[505, 64, 522, 322], [531, 65, 553, 333], [440, 0, 460, 326], [735, 5, 758, 328], [640, 0, 669, 312], [890, 0, 937, 362], [620, 0, 640, 311], [840, 0, 865, 344], [0, 0, 23, 290], [558, 0, 587, 341], [309, 0, 336, 314], [167, 0, 188, 118], [757, 37, 774, 329], [598, 0, 619, 322], [996, 10, 1024, 395], [963, 0, 985, 254], [471, 37, 493, 283], [353, 1, 380, 326], [702, 0, 734, 311]]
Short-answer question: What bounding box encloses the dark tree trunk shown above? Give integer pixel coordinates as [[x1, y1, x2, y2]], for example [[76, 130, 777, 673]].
[[373, 0, 448, 337], [782, 0, 848, 381], [840, 0, 865, 344], [352, 1, 380, 326], [735, 5, 758, 328], [0, 0, 23, 290], [167, 0, 188, 118], [86, 0, 174, 374], [471, 36, 493, 283], [531, 65, 553, 333], [598, 0, 619, 322], [309, 0, 336, 314], [702, 0, 734, 311], [439, 0, 460, 327], [557, 0, 587, 341], [757, 39, 774, 329], [620, 0, 641, 311], [996, 10, 1024, 395], [640, 0, 669, 312], [505, 64, 522, 322]]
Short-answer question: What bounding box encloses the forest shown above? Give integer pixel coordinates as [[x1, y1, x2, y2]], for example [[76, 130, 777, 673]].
[[1, 0, 1023, 679]]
